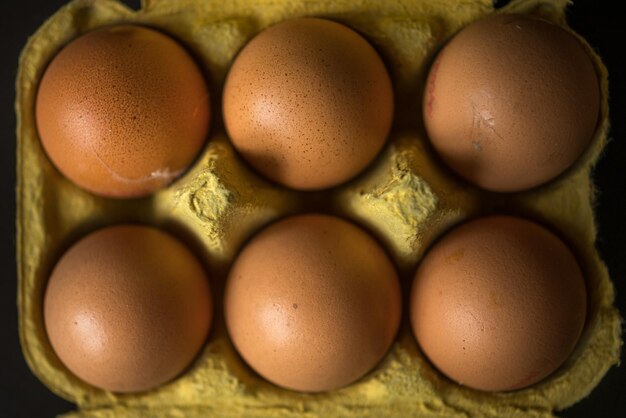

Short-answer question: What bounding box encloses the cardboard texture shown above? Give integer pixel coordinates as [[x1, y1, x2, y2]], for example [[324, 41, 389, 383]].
[[16, 0, 621, 416]]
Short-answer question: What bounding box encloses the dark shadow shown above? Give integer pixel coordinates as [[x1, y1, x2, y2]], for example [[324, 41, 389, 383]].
[[120, 0, 141, 11], [493, 0, 513, 9]]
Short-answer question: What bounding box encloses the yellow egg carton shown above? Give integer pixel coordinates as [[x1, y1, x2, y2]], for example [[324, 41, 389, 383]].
[[16, 0, 621, 416]]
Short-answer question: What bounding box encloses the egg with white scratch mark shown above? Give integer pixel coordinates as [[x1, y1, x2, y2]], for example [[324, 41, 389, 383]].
[[423, 14, 600, 192], [36, 24, 210, 198]]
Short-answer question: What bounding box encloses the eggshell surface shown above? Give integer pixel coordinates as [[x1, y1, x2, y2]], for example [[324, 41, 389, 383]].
[[410, 215, 587, 391], [223, 18, 394, 190], [423, 14, 600, 192], [224, 214, 401, 392], [17, 0, 622, 416], [43, 225, 213, 393], [36, 25, 210, 198]]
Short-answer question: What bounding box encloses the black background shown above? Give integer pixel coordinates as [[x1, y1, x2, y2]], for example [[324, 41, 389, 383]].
[[1, 0, 624, 417]]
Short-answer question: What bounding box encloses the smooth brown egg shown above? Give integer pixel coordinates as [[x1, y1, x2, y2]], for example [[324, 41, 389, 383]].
[[44, 225, 212, 393], [224, 214, 401, 392], [410, 216, 587, 391], [223, 18, 394, 190], [36, 25, 210, 198], [423, 14, 600, 192]]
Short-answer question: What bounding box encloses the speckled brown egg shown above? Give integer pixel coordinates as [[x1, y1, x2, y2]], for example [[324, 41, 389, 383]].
[[36, 25, 210, 198], [423, 14, 600, 192], [410, 216, 587, 391], [223, 18, 394, 190], [43, 225, 212, 393], [224, 214, 401, 392]]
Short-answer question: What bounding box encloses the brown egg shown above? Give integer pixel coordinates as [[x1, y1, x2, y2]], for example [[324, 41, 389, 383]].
[[410, 216, 587, 391], [223, 18, 394, 190], [224, 214, 401, 392], [36, 25, 210, 198], [44, 225, 212, 393], [423, 14, 600, 192]]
